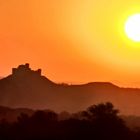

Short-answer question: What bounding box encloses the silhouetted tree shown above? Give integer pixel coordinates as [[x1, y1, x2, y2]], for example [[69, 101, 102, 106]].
[[82, 102, 132, 140], [82, 102, 118, 120], [31, 110, 57, 123]]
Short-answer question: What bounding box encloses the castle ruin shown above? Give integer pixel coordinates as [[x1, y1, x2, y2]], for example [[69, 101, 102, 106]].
[[12, 63, 42, 76]]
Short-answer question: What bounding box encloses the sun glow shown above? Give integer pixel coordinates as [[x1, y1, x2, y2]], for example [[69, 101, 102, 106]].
[[125, 14, 140, 42]]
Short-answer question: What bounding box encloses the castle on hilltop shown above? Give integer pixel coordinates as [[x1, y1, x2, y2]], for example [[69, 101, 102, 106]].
[[12, 63, 42, 76]]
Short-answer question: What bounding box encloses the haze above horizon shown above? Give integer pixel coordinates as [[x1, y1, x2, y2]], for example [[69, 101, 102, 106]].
[[1, 0, 140, 87]]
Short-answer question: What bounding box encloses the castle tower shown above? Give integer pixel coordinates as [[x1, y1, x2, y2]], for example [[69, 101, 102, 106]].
[[36, 69, 42, 76], [25, 63, 29, 68]]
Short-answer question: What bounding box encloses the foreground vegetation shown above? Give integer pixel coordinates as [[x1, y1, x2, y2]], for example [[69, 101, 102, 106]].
[[0, 102, 140, 140]]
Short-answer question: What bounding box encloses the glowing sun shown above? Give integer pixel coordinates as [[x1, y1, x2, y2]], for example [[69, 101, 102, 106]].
[[125, 14, 140, 42]]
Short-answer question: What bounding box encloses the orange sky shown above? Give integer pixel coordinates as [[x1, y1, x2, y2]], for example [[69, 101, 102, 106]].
[[1, 0, 140, 87]]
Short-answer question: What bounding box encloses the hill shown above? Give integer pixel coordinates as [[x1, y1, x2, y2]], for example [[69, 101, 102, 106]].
[[0, 63, 140, 115]]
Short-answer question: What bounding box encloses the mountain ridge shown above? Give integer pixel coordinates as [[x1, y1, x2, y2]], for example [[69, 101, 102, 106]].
[[0, 63, 140, 115]]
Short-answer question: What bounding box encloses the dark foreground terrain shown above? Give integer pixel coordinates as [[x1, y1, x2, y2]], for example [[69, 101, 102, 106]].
[[0, 102, 140, 140]]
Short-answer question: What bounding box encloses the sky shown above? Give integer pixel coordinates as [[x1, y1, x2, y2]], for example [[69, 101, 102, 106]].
[[1, 0, 140, 87]]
